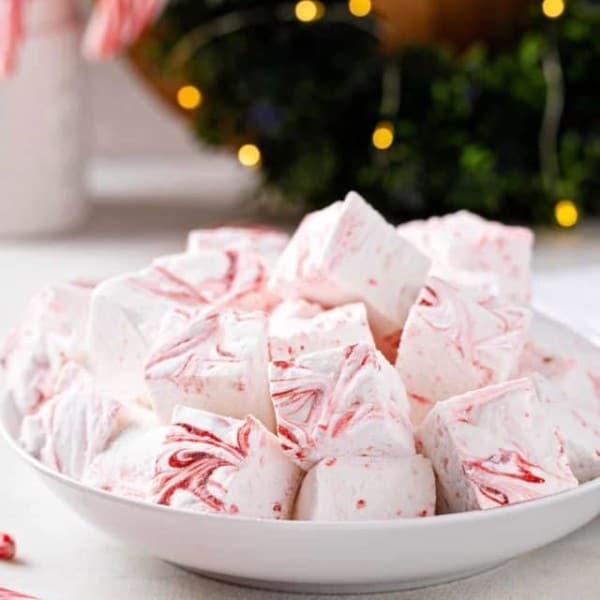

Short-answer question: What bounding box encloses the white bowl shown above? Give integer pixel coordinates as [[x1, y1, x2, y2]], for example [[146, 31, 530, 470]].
[[2, 311, 600, 594]]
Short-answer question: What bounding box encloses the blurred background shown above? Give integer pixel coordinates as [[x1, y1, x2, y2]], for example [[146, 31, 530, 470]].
[[0, 0, 599, 234]]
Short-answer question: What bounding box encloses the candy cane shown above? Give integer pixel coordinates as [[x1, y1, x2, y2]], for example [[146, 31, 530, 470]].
[[0, 0, 23, 78], [0, 588, 37, 600], [83, 0, 166, 60]]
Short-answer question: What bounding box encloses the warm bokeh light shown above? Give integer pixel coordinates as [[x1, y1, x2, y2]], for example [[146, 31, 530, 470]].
[[372, 121, 394, 150], [295, 0, 324, 22], [238, 144, 262, 167], [348, 0, 372, 18], [555, 199, 578, 228], [542, 0, 565, 19], [177, 85, 203, 110]]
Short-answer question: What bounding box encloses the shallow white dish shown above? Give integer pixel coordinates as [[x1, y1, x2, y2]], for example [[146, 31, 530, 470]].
[[2, 311, 600, 594]]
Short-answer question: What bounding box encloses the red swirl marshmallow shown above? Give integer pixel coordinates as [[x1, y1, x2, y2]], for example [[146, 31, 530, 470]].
[[87, 249, 275, 405], [396, 277, 531, 425], [19, 362, 129, 480], [187, 225, 290, 269], [1, 281, 95, 416], [270, 343, 415, 470], [144, 307, 274, 430], [269, 192, 430, 346], [519, 313, 600, 482], [417, 377, 578, 512], [398, 211, 533, 304], [268, 300, 374, 362], [150, 406, 303, 518], [294, 455, 436, 521]]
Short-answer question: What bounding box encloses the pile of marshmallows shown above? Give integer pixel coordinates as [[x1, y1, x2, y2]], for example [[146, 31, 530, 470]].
[[2, 192, 599, 521]]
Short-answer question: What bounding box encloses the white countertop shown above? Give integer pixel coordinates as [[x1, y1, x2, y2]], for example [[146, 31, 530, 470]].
[[0, 207, 599, 600]]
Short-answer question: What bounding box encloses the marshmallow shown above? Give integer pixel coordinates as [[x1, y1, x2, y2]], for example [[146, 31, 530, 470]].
[[19, 363, 129, 480], [294, 455, 436, 521], [144, 307, 274, 430], [270, 343, 415, 470], [269, 192, 430, 340], [519, 312, 600, 482], [396, 277, 530, 425], [87, 249, 275, 405], [1, 281, 94, 416], [83, 423, 167, 500], [398, 211, 533, 304], [418, 377, 578, 512], [187, 225, 290, 269], [150, 406, 303, 518], [268, 300, 374, 362]]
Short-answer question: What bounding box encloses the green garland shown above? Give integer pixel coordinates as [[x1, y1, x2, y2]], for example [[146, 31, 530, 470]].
[[145, 0, 600, 224]]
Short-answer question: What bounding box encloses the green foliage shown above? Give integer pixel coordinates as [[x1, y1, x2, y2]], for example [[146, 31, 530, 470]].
[[151, 0, 600, 223]]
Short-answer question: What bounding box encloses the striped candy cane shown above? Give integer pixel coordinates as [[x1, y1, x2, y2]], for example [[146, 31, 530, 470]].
[[0, 0, 23, 78], [0, 588, 38, 600], [83, 0, 166, 60]]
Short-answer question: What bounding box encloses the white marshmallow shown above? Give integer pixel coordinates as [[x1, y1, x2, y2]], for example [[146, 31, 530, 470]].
[[150, 406, 303, 519], [417, 377, 578, 513], [294, 455, 436, 521], [144, 307, 274, 430], [1, 281, 94, 416], [398, 211, 533, 304], [19, 362, 129, 480], [186, 225, 290, 269], [87, 249, 275, 405], [83, 423, 167, 500], [270, 342, 415, 470], [519, 312, 600, 482], [396, 277, 531, 425], [268, 300, 374, 362], [269, 192, 430, 340]]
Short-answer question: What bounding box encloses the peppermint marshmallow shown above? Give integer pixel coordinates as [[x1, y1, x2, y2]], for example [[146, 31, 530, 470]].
[[268, 300, 374, 362], [294, 455, 436, 521], [269, 191, 430, 341], [396, 277, 530, 425], [144, 307, 274, 430], [87, 249, 274, 404], [398, 211, 533, 304], [187, 225, 290, 269], [83, 424, 167, 500], [19, 363, 129, 480], [519, 312, 600, 482], [418, 377, 578, 512], [270, 343, 415, 470], [1, 281, 94, 416], [150, 406, 303, 518]]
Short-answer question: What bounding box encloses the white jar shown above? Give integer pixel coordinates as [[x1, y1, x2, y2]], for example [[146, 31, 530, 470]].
[[0, 0, 87, 236]]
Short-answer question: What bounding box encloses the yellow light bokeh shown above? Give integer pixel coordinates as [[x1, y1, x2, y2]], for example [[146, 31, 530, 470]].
[[555, 199, 578, 228], [177, 85, 202, 110], [542, 0, 565, 19], [372, 121, 395, 150], [295, 0, 324, 22], [238, 144, 262, 168], [348, 0, 372, 17]]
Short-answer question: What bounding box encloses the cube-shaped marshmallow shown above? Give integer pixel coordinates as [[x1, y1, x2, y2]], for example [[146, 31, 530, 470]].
[[144, 307, 274, 430], [187, 225, 290, 269], [396, 277, 531, 425], [519, 312, 600, 482], [398, 211, 533, 304], [270, 343, 415, 470], [19, 363, 129, 480], [268, 300, 374, 362], [417, 378, 578, 512], [269, 192, 430, 339], [150, 406, 303, 518], [87, 249, 275, 404], [294, 455, 435, 521], [1, 281, 94, 416]]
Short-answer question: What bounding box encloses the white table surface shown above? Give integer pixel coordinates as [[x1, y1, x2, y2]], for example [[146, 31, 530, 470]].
[[0, 206, 599, 600]]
